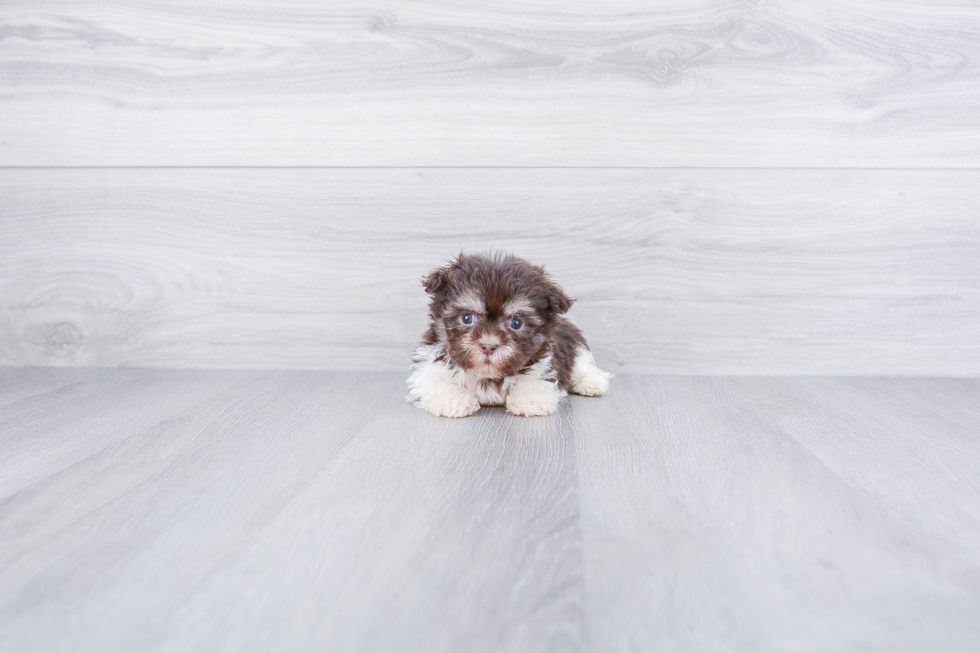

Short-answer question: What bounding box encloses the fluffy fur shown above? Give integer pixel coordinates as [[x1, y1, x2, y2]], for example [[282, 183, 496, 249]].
[[406, 252, 612, 417]]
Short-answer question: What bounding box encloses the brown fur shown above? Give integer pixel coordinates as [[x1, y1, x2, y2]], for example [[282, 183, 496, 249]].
[[418, 252, 589, 390]]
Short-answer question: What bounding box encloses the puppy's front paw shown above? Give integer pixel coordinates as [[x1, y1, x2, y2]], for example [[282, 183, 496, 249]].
[[424, 388, 481, 418], [506, 390, 559, 417]]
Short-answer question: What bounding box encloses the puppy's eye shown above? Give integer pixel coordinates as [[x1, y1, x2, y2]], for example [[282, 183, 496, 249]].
[[461, 313, 474, 325], [508, 317, 523, 330]]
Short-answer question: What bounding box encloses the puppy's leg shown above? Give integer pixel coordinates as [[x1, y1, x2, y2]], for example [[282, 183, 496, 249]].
[[569, 347, 613, 397], [422, 381, 481, 418], [406, 346, 480, 418], [505, 374, 562, 417]]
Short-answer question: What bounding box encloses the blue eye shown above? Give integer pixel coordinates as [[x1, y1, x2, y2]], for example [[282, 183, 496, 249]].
[[461, 313, 474, 325], [509, 318, 522, 330]]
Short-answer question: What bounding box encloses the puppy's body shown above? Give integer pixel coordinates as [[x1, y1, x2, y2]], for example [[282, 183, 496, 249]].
[[407, 253, 612, 417]]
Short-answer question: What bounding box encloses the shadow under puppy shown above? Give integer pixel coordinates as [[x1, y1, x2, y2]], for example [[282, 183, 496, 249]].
[[407, 252, 612, 417]]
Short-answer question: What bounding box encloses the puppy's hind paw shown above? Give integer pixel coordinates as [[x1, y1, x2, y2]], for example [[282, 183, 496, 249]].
[[569, 347, 612, 397], [424, 389, 481, 418], [571, 372, 611, 397]]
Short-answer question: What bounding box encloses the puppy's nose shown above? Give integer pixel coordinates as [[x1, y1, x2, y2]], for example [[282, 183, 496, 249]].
[[479, 342, 498, 356]]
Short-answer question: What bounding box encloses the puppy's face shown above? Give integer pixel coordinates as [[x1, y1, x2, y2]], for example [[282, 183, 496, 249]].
[[423, 254, 572, 379]]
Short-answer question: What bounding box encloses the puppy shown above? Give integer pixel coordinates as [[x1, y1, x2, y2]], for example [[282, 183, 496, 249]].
[[406, 252, 612, 417]]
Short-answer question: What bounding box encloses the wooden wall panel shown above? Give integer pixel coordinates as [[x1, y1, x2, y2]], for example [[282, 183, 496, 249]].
[[2, 168, 978, 374], [1, 0, 979, 166]]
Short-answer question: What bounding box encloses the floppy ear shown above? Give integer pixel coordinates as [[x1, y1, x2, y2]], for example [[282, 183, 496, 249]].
[[545, 283, 574, 315], [422, 265, 451, 295]]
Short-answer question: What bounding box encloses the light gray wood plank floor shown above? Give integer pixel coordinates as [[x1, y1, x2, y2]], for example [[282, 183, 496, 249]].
[[1, 369, 979, 652]]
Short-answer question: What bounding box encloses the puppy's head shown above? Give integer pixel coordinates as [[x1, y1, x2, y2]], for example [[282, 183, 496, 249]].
[[422, 252, 573, 379]]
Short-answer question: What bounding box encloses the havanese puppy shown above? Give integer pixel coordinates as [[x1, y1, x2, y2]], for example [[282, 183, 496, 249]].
[[407, 252, 612, 417]]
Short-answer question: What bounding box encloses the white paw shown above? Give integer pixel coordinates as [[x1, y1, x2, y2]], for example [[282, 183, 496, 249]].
[[506, 390, 559, 417], [424, 388, 481, 418], [571, 373, 610, 397]]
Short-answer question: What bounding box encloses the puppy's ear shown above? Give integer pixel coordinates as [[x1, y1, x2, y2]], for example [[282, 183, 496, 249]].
[[422, 265, 451, 295], [545, 283, 574, 315]]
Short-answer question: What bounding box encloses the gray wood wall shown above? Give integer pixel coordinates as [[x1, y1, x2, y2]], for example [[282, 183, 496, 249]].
[[2, 1, 979, 374]]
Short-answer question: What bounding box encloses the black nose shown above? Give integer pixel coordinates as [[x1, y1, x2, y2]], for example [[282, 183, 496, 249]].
[[479, 342, 498, 355]]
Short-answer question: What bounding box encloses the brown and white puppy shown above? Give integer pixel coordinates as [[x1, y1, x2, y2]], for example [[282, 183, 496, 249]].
[[407, 252, 612, 417]]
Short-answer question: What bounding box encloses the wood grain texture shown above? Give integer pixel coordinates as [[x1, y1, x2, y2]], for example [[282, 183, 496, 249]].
[[2, 168, 979, 374], [2, 369, 979, 651], [0, 369, 586, 653], [2, 0, 980, 166], [570, 374, 980, 652]]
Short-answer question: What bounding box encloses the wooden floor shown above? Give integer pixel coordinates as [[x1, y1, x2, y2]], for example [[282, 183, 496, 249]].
[[1, 368, 979, 652]]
